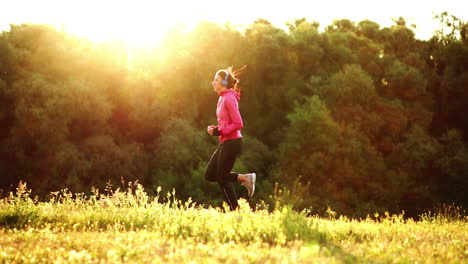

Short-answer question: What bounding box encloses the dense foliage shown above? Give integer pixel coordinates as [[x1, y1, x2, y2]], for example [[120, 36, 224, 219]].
[[0, 13, 467, 218]]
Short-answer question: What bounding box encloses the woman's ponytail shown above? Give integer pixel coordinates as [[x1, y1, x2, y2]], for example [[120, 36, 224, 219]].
[[226, 65, 247, 96]]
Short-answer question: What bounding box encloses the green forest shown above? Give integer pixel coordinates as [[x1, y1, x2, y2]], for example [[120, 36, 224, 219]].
[[0, 12, 467, 219]]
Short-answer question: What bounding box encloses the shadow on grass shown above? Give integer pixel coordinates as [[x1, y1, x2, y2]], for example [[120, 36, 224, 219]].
[[280, 207, 373, 263]]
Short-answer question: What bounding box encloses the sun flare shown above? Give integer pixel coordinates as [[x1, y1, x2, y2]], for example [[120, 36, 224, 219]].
[[0, 0, 467, 47]]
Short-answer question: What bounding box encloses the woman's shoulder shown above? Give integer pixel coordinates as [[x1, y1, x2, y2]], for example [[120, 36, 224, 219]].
[[223, 92, 239, 102]]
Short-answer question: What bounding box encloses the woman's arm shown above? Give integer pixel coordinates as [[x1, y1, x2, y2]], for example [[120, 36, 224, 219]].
[[212, 126, 221, 136], [218, 94, 243, 135]]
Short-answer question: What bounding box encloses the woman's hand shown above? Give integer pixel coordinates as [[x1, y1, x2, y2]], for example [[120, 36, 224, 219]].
[[207, 125, 216, 135]]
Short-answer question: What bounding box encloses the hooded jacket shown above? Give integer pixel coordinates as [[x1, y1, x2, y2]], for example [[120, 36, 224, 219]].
[[212, 88, 243, 143]]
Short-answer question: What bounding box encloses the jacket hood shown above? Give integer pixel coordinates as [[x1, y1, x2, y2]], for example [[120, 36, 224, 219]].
[[218, 88, 240, 101]]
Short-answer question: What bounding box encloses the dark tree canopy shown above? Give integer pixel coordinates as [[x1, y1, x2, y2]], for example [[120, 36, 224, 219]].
[[0, 13, 467, 219]]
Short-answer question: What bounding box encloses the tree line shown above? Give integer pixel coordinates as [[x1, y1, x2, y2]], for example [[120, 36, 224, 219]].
[[0, 12, 467, 218]]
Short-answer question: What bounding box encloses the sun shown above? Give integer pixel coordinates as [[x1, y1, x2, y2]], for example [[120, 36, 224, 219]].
[[56, 1, 204, 48], [0, 0, 210, 48]]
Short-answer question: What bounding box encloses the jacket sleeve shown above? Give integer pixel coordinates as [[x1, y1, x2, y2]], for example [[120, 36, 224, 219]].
[[219, 94, 243, 135]]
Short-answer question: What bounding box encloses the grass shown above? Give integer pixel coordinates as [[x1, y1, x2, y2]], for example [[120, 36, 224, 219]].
[[0, 180, 467, 263]]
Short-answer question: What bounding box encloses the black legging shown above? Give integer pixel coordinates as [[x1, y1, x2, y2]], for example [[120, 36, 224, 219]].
[[204, 137, 243, 211]]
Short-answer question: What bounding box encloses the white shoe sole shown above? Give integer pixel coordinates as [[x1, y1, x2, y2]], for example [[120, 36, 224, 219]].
[[250, 173, 256, 197]]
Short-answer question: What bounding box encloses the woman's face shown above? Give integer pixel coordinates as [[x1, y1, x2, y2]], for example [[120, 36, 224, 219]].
[[212, 73, 226, 93]]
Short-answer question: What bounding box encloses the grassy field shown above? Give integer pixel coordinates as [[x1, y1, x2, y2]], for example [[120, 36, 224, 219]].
[[0, 181, 467, 264]]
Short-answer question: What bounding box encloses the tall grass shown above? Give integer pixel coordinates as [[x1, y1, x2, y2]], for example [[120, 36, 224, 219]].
[[0, 180, 327, 245], [0, 180, 466, 263]]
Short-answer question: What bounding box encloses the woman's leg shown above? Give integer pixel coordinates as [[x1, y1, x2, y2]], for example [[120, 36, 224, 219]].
[[204, 144, 221, 182], [218, 181, 238, 211], [216, 138, 243, 211]]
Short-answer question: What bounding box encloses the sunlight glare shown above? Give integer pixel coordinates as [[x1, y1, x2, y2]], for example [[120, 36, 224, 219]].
[[0, 0, 467, 48]]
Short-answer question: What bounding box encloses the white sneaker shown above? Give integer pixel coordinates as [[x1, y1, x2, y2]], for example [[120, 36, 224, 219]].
[[241, 173, 256, 197]]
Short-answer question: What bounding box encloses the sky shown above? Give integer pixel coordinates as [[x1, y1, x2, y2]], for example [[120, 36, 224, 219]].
[[0, 0, 467, 47]]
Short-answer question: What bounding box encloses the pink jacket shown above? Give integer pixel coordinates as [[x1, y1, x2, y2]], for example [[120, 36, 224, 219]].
[[214, 88, 243, 143]]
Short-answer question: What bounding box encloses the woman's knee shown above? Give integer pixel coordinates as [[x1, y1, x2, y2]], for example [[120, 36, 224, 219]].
[[204, 148, 220, 182], [204, 166, 217, 182]]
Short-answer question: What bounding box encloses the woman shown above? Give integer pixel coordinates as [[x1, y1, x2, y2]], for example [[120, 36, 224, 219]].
[[204, 65, 256, 212]]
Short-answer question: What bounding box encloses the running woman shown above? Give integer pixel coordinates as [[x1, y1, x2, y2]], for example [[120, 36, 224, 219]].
[[204, 65, 256, 212]]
